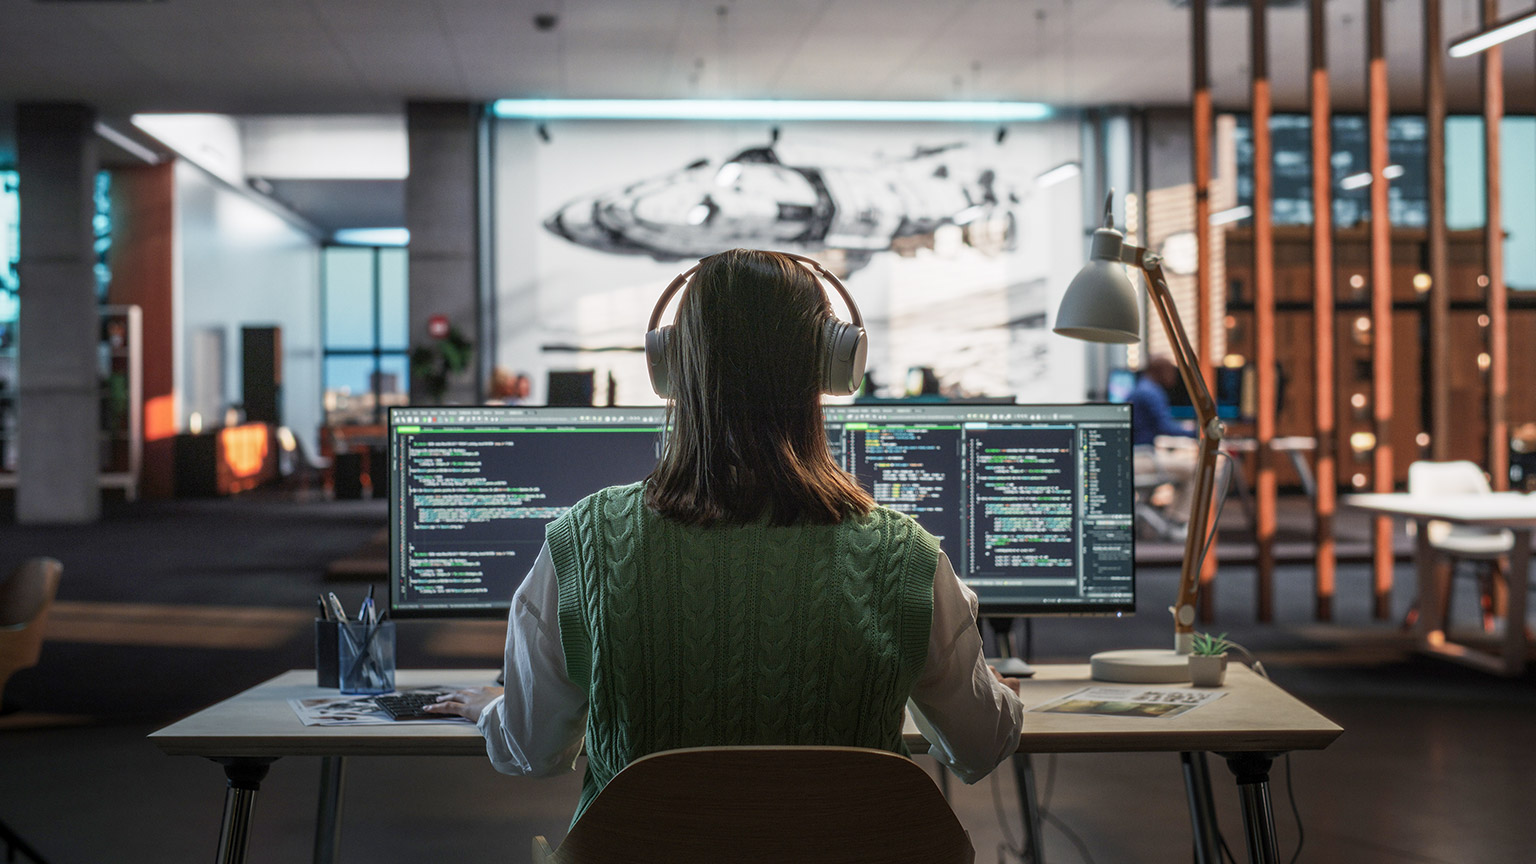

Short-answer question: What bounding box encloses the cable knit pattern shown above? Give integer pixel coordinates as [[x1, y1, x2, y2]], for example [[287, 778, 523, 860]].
[[545, 482, 937, 825]]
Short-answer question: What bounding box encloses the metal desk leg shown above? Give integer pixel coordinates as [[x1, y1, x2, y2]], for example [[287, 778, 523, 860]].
[[211, 758, 277, 864], [1181, 752, 1221, 864], [313, 756, 347, 864], [1012, 754, 1045, 864], [1220, 752, 1279, 864], [1501, 528, 1531, 676]]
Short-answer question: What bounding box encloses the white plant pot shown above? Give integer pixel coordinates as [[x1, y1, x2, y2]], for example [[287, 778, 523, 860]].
[[1188, 653, 1228, 687]]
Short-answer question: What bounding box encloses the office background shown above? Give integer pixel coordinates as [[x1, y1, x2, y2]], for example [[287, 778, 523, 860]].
[[2, 1, 1536, 862]]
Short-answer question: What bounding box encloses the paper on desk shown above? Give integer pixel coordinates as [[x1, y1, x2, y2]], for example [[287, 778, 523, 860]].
[[288, 687, 471, 726], [1028, 686, 1226, 719]]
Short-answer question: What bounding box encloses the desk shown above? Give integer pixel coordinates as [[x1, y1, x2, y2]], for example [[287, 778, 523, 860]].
[[152, 666, 1341, 864], [1345, 492, 1536, 676]]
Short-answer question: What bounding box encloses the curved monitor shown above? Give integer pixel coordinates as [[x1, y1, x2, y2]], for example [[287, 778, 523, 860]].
[[389, 403, 1134, 618]]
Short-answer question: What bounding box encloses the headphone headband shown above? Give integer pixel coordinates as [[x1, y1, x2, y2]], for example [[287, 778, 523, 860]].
[[644, 251, 868, 398], [646, 254, 861, 332]]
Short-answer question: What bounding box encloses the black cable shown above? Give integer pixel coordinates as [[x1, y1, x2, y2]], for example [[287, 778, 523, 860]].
[[1285, 754, 1304, 864], [990, 769, 1027, 862], [1042, 811, 1096, 864]]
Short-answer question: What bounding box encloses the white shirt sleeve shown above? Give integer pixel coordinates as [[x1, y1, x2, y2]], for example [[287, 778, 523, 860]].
[[907, 551, 1026, 783], [475, 542, 588, 777]]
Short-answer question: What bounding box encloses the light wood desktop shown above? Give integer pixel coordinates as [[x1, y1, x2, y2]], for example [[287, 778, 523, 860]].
[[151, 665, 1341, 864], [1346, 491, 1536, 676]]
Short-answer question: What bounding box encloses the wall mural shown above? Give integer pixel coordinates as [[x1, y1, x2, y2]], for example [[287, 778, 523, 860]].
[[493, 120, 1085, 407], [542, 142, 1015, 273]]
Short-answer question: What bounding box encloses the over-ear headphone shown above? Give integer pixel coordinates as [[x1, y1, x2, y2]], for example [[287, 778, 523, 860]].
[[644, 251, 868, 398]]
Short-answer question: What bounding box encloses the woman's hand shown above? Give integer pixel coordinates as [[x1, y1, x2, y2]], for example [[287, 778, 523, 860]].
[[987, 665, 1021, 696], [423, 686, 505, 723]]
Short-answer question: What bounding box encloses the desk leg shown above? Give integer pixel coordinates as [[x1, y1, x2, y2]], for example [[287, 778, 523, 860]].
[[313, 756, 347, 864], [1501, 529, 1531, 676], [1180, 753, 1220, 864], [1011, 754, 1045, 864], [1414, 518, 1442, 645], [1221, 753, 1279, 864], [211, 758, 277, 864]]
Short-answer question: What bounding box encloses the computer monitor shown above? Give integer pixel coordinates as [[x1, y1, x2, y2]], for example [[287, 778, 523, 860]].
[[390, 403, 1134, 618], [1106, 368, 1137, 404]]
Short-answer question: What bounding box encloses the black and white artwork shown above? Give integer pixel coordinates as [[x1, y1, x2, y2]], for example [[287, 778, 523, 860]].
[[493, 120, 1085, 406]]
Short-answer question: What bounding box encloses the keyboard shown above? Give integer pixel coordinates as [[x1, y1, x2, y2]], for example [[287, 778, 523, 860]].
[[373, 691, 449, 721]]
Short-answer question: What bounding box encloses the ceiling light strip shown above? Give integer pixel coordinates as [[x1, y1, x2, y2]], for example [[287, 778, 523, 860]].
[[491, 99, 1052, 122], [1448, 10, 1536, 58]]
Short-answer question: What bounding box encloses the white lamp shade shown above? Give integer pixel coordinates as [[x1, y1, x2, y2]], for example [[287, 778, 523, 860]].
[[1053, 257, 1142, 344]]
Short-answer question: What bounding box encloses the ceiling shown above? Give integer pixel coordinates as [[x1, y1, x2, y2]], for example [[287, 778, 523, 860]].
[[2, 0, 1531, 231], [0, 0, 1530, 119]]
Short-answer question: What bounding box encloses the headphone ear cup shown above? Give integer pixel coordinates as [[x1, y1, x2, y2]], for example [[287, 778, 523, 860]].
[[645, 325, 674, 398], [822, 319, 868, 396]]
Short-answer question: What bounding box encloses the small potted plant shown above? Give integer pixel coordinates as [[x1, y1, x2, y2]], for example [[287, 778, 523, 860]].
[[1188, 632, 1230, 686]]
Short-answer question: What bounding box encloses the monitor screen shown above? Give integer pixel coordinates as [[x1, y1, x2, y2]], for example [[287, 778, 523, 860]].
[[1106, 368, 1137, 404], [390, 403, 1134, 618]]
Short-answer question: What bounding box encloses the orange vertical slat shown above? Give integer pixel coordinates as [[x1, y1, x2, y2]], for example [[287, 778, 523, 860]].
[[1368, 0, 1394, 620], [1252, 0, 1277, 622], [1192, 0, 1218, 622], [1482, 0, 1508, 490], [1309, 0, 1335, 621]]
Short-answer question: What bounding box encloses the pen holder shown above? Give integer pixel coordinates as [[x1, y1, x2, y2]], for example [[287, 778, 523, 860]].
[[338, 619, 396, 695], [315, 619, 339, 688]]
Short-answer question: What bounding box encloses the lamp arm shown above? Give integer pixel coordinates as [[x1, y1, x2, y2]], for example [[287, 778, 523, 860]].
[[1131, 249, 1225, 650]]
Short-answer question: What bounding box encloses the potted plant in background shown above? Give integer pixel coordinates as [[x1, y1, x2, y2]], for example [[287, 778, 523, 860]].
[[1188, 632, 1230, 686], [411, 322, 474, 405]]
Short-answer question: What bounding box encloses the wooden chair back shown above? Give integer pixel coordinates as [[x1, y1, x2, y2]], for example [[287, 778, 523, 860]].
[[532, 746, 973, 864], [0, 558, 63, 698]]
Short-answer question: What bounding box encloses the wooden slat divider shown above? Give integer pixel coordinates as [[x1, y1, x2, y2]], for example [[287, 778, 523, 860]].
[[1309, 0, 1335, 621], [1252, 0, 1277, 622]]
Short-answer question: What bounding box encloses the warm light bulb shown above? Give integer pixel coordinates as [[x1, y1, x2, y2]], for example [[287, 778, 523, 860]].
[[1350, 432, 1377, 451], [1412, 273, 1431, 292], [1478, 353, 1492, 371], [1416, 432, 1431, 447], [1351, 393, 1368, 408], [1352, 473, 1368, 488]]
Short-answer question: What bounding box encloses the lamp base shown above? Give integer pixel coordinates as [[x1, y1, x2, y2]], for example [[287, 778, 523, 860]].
[[1089, 649, 1192, 683]]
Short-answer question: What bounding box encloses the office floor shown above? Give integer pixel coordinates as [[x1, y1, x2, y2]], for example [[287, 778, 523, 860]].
[[1, 493, 1533, 864]]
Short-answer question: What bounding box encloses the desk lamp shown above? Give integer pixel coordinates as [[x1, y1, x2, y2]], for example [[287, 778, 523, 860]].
[[1054, 195, 1225, 683]]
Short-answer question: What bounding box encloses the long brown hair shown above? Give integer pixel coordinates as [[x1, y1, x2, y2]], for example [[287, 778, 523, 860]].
[[644, 249, 874, 526]]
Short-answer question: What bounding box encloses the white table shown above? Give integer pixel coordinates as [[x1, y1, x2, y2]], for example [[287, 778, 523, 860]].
[[1345, 492, 1536, 675], [151, 666, 1340, 864]]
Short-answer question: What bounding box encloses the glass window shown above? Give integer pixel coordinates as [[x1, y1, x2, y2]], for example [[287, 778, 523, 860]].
[[321, 245, 410, 425], [323, 247, 376, 349], [377, 248, 408, 351]]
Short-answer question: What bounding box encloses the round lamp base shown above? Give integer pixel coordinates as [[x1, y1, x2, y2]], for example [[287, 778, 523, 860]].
[[1089, 649, 1192, 684]]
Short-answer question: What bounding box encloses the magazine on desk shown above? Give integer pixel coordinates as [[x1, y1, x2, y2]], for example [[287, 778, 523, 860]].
[[1028, 686, 1227, 719], [289, 687, 472, 726]]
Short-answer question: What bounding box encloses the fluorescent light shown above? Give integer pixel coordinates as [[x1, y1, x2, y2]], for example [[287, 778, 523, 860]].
[[1210, 205, 1252, 225], [1382, 164, 1404, 180], [94, 121, 162, 165], [1449, 10, 1536, 58], [1339, 172, 1373, 190], [714, 162, 743, 187], [333, 227, 409, 246], [1035, 161, 1081, 188], [491, 99, 1052, 123]]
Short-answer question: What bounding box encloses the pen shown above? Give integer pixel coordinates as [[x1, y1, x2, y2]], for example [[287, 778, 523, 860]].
[[325, 592, 348, 623]]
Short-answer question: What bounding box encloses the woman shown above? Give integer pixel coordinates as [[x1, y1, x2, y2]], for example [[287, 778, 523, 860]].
[[427, 249, 1024, 824]]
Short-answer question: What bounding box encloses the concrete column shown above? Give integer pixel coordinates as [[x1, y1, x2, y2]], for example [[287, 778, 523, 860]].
[[406, 101, 481, 405], [16, 103, 101, 523]]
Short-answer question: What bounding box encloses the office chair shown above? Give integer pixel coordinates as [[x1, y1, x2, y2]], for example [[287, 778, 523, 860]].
[[531, 746, 974, 864], [1404, 461, 1512, 633], [0, 557, 63, 864]]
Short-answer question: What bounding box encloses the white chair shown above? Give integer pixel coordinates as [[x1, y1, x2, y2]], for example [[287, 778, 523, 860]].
[[1405, 461, 1513, 633]]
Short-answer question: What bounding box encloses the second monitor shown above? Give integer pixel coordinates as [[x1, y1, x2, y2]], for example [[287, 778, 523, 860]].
[[389, 403, 1134, 618]]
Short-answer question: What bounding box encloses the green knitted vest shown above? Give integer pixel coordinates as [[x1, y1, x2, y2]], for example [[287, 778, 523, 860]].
[[546, 482, 938, 825]]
